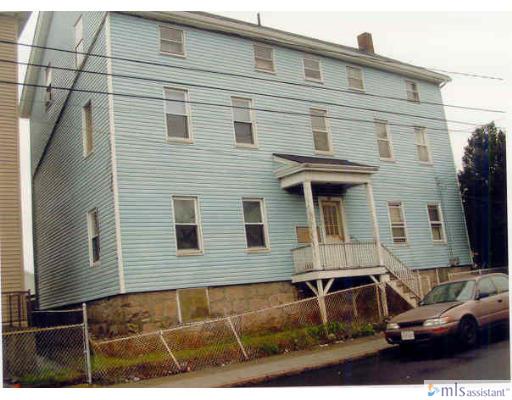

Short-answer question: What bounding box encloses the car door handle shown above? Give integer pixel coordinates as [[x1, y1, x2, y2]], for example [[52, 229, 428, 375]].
[[498, 299, 503, 303]]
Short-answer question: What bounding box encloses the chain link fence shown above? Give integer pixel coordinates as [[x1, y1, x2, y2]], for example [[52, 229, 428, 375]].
[[2, 306, 90, 387], [3, 282, 409, 386]]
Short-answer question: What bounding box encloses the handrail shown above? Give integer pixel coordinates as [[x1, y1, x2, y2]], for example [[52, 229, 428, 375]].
[[380, 244, 421, 298]]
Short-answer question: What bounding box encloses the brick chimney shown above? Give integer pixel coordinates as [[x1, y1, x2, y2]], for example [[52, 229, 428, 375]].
[[357, 32, 374, 54]]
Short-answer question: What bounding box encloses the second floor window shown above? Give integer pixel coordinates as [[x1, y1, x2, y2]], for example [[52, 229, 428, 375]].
[[45, 63, 53, 107], [254, 44, 274, 72], [232, 97, 256, 146], [406, 80, 420, 102], [82, 101, 93, 156], [173, 196, 203, 254], [415, 127, 432, 163], [427, 204, 446, 242], [310, 108, 332, 153], [87, 209, 100, 266], [242, 198, 269, 250], [160, 26, 185, 56], [165, 88, 191, 142], [74, 15, 84, 68], [388, 201, 407, 244], [303, 55, 322, 81], [346, 66, 364, 90], [375, 120, 393, 160]]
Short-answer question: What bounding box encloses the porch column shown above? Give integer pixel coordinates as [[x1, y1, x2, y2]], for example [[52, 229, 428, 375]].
[[303, 180, 321, 270], [365, 182, 384, 266]]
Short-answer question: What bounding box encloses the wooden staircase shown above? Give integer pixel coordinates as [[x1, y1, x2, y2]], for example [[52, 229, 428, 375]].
[[381, 245, 422, 308]]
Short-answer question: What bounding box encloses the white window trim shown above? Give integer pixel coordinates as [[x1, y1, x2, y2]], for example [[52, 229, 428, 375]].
[[74, 15, 84, 69], [426, 203, 447, 244], [241, 198, 271, 253], [87, 208, 100, 267], [387, 201, 409, 245], [318, 197, 350, 243], [159, 25, 187, 58], [303, 55, 323, 83], [171, 196, 204, 256], [310, 108, 334, 155], [82, 100, 93, 158], [405, 80, 420, 103], [231, 96, 259, 149], [415, 127, 433, 164], [253, 43, 276, 74], [375, 119, 395, 162], [346, 65, 365, 91], [163, 87, 194, 144]]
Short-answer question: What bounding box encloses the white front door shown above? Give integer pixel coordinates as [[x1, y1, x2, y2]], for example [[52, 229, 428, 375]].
[[320, 199, 345, 243]]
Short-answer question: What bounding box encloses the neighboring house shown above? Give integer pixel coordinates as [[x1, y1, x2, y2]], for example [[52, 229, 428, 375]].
[[20, 12, 472, 336], [0, 12, 30, 327]]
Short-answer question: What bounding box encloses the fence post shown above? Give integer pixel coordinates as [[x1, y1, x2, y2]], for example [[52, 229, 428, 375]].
[[375, 284, 382, 321], [226, 316, 249, 360], [82, 303, 92, 384], [159, 330, 181, 370]]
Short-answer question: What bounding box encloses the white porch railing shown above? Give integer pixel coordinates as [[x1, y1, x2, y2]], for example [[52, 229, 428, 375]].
[[292, 241, 379, 274], [380, 244, 421, 298]]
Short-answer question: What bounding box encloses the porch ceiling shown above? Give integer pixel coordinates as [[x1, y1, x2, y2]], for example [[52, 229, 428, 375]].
[[273, 153, 378, 189]]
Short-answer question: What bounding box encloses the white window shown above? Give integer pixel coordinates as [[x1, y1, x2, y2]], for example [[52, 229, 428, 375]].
[[310, 109, 332, 153], [254, 44, 275, 72], [406, 80, 420, 102], [87, 209, 100, 266], [375, 120, 393, 160], [232, 97, 256, 146], [74, 15, 84, 68], [172, 197, 203, 254], [303, 55, 322, 81], [45, 63, 53, 107], [164, 88, 191, 142], [388, 202, 407, 244], [82, 100, 93, 156], [427, 204, 446, 243], [415, 127, 432, 163], [346, 66, 364, 90], [160, 26, 185, 57], [242, 198, 269, 250]]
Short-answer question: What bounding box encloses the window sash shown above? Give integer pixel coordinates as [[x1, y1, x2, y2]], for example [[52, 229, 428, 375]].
[[304, 56, 322, 80], [347, 66, 364, 90], [173, 197, 202, 252], [165, 88, 190, 140], [87, 210, 100, 265], [310, 109, 330, 152], [232, 98, 255, 145], [160, 26, 185, 55], [427, 204, 445, 242], [415, 128, 431, 162], [83, 101, 93, 155], [406, 81, 420, 102], [388, 202, 407, 243], [375, 121, 393, 159], [243, 199, 268, 249], [254, 44, 274, 71]]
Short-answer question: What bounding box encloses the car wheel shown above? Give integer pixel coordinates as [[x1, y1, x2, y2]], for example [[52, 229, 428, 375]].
[[458, 317, 478, 348]]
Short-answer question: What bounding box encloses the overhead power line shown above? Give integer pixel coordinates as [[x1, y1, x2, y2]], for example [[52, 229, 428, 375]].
[[0, 39, 505, 114], [2, 79, 495, 134], [2, 58, 497, 128]]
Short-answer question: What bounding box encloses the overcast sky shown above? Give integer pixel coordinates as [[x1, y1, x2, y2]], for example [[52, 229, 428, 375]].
[[17, 11, 511, 274]]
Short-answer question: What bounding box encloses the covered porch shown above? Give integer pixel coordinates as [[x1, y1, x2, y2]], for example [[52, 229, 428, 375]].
[[274, 153, 387, 286]]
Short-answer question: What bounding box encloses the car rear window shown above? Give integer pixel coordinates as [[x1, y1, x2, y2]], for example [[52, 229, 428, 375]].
[[491, 275, 509, 293]]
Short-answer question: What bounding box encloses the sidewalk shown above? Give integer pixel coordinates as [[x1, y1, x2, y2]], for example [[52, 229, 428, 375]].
[[112, 334, 392, 388]]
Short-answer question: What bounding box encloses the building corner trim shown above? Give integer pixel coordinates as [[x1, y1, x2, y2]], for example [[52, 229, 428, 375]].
[[105, 13, 126, 294]]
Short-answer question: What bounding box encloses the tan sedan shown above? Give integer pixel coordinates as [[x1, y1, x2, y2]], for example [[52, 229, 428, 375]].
[[385, 273, 509, 348]]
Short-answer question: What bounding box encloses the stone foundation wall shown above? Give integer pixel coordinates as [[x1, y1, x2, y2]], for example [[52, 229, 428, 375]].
[[87, 281, 298, 338]]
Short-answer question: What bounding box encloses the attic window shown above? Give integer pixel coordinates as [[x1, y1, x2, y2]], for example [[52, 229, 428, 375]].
[[303, 55, 322, 81], [406, 80, 420, 102], [346, 66, 364, 90], [254, 44, 275, 72]]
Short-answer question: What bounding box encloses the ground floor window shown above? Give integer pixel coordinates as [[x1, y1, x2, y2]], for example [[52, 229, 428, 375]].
[[242, 198, 269, 250]]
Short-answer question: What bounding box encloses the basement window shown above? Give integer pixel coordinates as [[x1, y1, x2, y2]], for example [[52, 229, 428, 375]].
[[177, 288, 210, 323]]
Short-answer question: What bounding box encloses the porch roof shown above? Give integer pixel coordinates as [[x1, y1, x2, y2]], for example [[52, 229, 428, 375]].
[[273, 153, 378, 189]]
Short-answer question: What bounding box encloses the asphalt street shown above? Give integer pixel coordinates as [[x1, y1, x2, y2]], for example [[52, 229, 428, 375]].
[[252, 330, 510, 386]]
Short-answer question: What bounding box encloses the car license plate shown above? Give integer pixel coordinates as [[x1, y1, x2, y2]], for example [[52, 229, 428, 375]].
[[401, 331, 415, 341]]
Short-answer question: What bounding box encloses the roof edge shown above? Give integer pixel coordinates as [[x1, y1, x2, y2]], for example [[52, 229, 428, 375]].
[[119, 11, 450, 84]]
